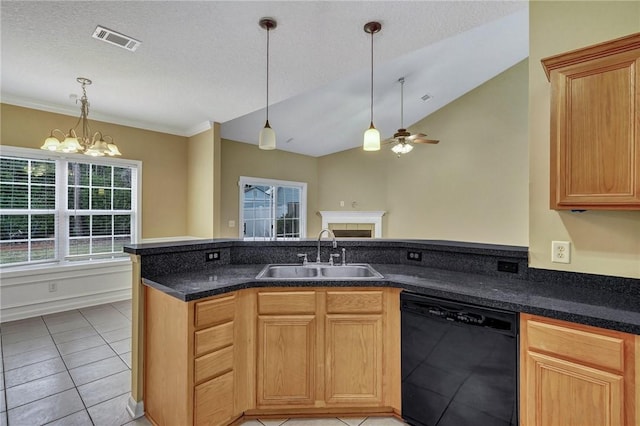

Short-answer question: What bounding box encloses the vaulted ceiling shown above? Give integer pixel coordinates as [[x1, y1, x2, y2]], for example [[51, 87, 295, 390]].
[[1, 1, 528, 157]]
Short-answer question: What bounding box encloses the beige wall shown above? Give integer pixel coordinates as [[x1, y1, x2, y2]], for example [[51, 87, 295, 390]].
[[529, 1, 640, 278], [186, 123, 221, 238], [219, 139, 320, 238], [0, 104, 189, 239], [317, 60, 529, 245]]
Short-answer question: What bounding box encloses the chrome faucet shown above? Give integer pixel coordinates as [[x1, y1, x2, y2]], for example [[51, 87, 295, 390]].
[[316, 228, 337, 263]]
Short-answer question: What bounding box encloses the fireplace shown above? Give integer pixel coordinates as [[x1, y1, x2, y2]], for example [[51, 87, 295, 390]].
[[318, 211, 386, 238]]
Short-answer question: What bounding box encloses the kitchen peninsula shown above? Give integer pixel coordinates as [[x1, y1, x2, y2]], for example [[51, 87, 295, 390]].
[[124, 239, 640, 426]]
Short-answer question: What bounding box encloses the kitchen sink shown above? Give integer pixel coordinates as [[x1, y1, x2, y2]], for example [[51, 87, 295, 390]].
[[256, 263, 384, 280]]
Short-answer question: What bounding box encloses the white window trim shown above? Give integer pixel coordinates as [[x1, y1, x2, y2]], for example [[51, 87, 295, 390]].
[[0, 146, 142, 269], [238, 176, 307, 240]]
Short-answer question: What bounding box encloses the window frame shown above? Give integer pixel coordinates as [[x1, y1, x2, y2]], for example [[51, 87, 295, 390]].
[[238, 176, 307, 240], [0, 146, 142, 268]]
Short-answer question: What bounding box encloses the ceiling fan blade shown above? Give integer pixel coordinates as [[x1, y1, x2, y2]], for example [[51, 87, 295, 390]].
[[413, 138, 440, 144]]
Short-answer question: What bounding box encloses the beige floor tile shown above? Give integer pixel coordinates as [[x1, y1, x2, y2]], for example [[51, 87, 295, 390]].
[[338, 417, 366, 426], [52, 326, 99, 344], [4, 356, 66, 388], [77, 370, 130, 407], [360, 417, 406, 426], [62, 344, 117, 369], [87, 392, 134, 426], [282, 419, 346, 426], [6, 371, 75, 409], [69, 355, 128, 386], [258, 419, 290, 426], [44, 408, 93, 426], [3, 345, 60, 371], [7, 388, 85, 425]]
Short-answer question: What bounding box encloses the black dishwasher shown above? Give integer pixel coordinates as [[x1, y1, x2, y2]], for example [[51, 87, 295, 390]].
[[401, 292, 518, 426]]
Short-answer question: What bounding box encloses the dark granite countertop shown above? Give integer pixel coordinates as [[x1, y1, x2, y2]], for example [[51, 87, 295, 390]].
[[143, 263, 640, 335]]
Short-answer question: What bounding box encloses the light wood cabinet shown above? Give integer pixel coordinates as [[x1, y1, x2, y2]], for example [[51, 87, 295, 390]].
[[254, 288, 400, 412], [144, 288, 244, 426], [520, 313, 638, 426], [542, 32, 640, 210]]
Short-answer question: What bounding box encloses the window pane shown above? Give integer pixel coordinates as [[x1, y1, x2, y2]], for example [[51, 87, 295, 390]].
[[69, 215, 90, 237], [0, 184, 28, 209], [92, 165, 112, 187], [92, 215, 113, 236], [31, 239, 55, 261], [0, 241, 28, 264], [0, 158, 28, 183], [68, 163, 90, 186], [31, 215, 55, 239], [91, 188, 112, 209], [31, 185, 56, 209], [30, 162, 56, 185], [92, 237, 113, 254], [114, 236, 130, 252], [68, 187, 90, 210], [69, 238, 90, 256], [0, 215, 28, 240], [114, 167, 131, 188], [113, 189, 131, 210], [114, 215, 131, 235]]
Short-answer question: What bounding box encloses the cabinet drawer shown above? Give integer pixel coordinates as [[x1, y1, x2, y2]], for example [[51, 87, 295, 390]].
[[526, 319, 625, 371], [195, 321, 234, 357], [195, 370, 234, 426], [195, 294, 235, 328], [258, 291, 316, 315], [195, 345, 234, 384], [326, 291, 383, 314]]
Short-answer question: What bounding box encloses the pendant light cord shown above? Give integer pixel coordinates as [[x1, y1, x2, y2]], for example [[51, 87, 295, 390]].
[[400, 78, 404, 128], [266, 25, 270, 123], [369, 29, 374, 126]]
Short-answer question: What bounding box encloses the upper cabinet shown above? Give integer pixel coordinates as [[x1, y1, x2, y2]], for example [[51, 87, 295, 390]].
[[542, 32, 640, 210]]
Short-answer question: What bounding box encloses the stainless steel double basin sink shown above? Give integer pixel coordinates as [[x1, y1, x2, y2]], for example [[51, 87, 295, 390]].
[[256, 263, 383, 280]]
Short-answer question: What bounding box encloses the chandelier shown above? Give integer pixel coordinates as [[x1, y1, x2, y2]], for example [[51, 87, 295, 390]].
[[41, 77, 122, 157]]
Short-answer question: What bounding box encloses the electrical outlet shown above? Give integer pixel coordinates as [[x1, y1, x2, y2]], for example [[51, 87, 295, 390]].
[[48, 282, 58, 292], [407, 251, 422, 261], [551, 241, 571, 264], [205, 251, 220, 262], [497, 261, 519, 274]]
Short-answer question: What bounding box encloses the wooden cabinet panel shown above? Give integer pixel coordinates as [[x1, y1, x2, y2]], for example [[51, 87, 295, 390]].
[[525, 351, 623, 426], [195, 370, 234, 426], [542, 32, 640, 209], [521, 314, 637, 426], [526, 319, 624, 371], [325, 314, 383, 405], [195, 321, 234, 357], [326, 291, 383, 314], [257, 315, 316, 406], [195, 294, 235, 328], [195, 345, 234, 384], [258, 291, 316, 315]]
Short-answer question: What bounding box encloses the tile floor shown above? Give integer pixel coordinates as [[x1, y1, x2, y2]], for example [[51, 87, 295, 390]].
[[1, 301, 405, 426]]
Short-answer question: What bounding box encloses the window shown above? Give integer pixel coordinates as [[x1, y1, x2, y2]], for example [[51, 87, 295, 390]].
[[239, 176, 306, 240], [0, 147, 140, 267]]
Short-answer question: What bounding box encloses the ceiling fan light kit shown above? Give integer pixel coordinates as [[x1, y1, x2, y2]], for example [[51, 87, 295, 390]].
[[363, 21, 382, 152], [258, 17, 277, 150], [41, 77, 122, 157], [387, 77, 440, 156]]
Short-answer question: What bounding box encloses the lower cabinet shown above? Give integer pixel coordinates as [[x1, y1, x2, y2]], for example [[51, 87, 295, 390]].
[[255, 288, 399, 411], [144, 285, 399, 424], [520, 313, 639, 426]]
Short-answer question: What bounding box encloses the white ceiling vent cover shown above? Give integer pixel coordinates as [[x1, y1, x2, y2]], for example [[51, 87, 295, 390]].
[[92, 26, 141, 52]]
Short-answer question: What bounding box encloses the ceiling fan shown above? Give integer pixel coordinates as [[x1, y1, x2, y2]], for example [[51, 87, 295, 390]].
[[385, 77, 439, 156]]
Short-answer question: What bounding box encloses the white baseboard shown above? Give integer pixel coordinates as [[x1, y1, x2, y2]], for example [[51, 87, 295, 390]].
[[126, 394, 145, 419]]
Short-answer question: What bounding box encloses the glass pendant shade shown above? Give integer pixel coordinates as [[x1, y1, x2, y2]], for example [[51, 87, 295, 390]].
[[363, 123, 381, 151], [107, 143, 122, 156], [41, 136, 61, 151], [60, 134, 82, 153], [259, 121, 276, 150], [392, 142, 413, 155]]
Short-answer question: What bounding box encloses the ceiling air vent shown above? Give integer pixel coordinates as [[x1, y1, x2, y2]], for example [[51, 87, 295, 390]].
[[92, 25, 141, 52]]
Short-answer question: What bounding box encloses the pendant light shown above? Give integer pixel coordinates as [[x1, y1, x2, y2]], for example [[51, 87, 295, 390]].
[[258, 18, 277, 150], [363, 21, 382, 151]]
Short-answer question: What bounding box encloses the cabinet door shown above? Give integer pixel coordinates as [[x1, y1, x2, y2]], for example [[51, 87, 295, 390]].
[[521, 314, 637, 426], [257, 315, 316, 406], [523, 350, 623, 426], [543, 34, 640, 210], [325, 314, 383, 405], [194, 370, 234, 426]]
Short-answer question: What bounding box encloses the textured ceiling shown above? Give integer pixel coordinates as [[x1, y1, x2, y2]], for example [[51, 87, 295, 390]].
[[1, 1, 528, 157]]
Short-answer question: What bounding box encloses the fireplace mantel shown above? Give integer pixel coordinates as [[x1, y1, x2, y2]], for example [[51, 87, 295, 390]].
[[318, 211, 386, 238]]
